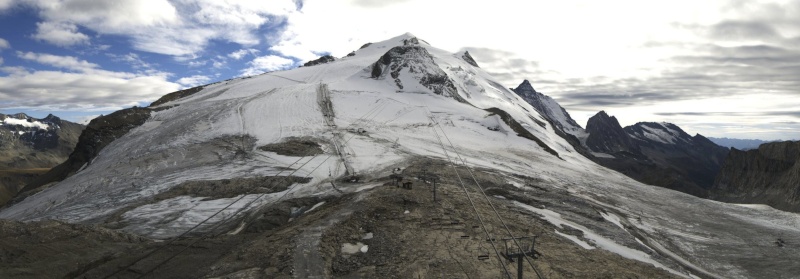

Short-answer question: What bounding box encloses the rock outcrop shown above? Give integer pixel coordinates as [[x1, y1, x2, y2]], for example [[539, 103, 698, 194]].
[[370, 37, 462, 102], [460, 51, 480, 68], [303, 55, 336, 67], [710, 141, 800, 212]]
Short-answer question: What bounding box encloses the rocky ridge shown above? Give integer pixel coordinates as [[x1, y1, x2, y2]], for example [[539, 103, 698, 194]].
[[711, 140, 800, 212], [512, 81, 729, 197]]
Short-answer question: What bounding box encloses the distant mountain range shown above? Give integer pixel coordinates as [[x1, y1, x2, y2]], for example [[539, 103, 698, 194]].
[[512, 81, 729, 197], [512, 81, 800, 212], [707, 137, 774, 150], [0, 113, 83, 205]]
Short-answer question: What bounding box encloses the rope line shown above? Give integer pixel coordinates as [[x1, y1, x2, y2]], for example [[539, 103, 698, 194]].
[[431, 111, 545, 279], [426, 109, 513, 279]]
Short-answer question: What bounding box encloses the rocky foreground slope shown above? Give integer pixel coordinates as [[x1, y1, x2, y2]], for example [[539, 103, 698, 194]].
[[711, 140, 800, 212]]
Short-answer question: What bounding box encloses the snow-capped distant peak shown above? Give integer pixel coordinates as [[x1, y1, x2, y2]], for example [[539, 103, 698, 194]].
[[626, 122, 690, 145]]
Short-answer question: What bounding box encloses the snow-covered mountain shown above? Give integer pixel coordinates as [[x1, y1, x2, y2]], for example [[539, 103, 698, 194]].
[[1, 33, 798, 279]]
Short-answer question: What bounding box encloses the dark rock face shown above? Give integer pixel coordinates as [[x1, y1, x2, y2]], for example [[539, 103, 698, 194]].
[[150, 85, 204, 107], [303, 55, 336, 67], [370, 37, 462, 102], [461, 51, 479, 68], [711, 141, 800, 212], [585, 111, 639, 154]]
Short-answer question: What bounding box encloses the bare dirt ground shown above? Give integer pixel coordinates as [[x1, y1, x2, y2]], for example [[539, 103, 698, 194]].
[[0, 158, 681, 278]]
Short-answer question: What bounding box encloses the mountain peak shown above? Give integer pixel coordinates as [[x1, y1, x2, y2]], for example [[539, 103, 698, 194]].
[[515, 80, 536, 93], [401, 32, 417, 38], [369, 38, 461, 101], [511, 81, 586, 145], [585, 111, 637, 154]]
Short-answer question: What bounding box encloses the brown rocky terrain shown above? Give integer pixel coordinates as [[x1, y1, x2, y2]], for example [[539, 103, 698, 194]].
[[0, 158, 683, 278]]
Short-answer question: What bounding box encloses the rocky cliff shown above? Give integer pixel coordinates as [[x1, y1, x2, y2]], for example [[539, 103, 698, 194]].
[[711, 141, 800, 212]]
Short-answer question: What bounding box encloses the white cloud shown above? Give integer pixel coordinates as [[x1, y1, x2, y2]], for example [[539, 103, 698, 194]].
[[1, 66, 27, 75], [35, 0, 180, 32], [2, 118, 50, 129], [24, 0, 298, 56], [1, 51, 179, 110], [212, 59, 225, 68], [187, 60, 207, 68], [228, 48, 259, 60], [176, 75, 211, 87], [0, 37, 9, 50], [17, 51, 98, 71], [112, 53, 153, 70], [32, 21, 90, 46], [0, 0, 13, 11], [76, 114, 100, 125], [240, 55, 294, 76], [0, 69, 180, 110]]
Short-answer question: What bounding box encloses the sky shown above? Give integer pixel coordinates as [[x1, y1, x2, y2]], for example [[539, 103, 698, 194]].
[[0, 0, 798, 140]]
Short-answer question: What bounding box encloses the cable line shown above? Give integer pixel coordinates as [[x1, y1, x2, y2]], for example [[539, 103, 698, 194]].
[[426, 109, 513, 279], [430, 110, 545, 279]]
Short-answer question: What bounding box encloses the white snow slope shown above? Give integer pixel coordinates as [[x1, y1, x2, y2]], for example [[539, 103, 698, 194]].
[[1, 33, 798, 279]]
